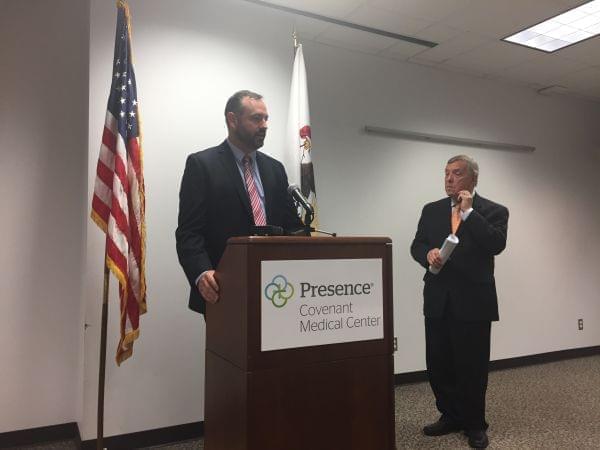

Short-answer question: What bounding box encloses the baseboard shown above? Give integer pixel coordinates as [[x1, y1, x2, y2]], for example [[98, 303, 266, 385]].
[[488, 344, 600, 371], [80, 421, 203, 450], [4, 346, 599, 449], [394, 370, 428, 384], [394, 344, 600, 385], [0, 422, 80, 448]]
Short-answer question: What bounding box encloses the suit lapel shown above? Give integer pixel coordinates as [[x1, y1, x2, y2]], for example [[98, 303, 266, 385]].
[[444, 197, 453, 235], [256, 152, 273, 223], [218, 141, 252, 219], [472, 193, 480, 210]]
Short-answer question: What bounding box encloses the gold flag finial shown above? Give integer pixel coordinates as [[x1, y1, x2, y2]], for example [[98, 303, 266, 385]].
[[117, 0, 127, 8]]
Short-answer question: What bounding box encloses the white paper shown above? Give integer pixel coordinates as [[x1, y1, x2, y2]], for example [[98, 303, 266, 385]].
[[428, 234, 459, 274]]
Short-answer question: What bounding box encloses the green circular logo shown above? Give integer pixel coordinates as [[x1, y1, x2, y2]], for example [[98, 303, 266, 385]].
[[264, 275, 294, 308]]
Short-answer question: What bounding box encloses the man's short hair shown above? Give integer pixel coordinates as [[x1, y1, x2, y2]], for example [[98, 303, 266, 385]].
[[447, 154, 479, 181], [224, 90, 263, 117]]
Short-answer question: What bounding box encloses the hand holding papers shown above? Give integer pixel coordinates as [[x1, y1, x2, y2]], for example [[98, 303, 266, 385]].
[[428, 234, 459, 274]]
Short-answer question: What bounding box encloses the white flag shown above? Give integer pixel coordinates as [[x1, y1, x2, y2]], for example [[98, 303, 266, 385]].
[[285, 43, 318, 223]]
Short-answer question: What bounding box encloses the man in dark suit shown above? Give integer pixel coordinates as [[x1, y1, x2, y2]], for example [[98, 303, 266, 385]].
[[176, 90, 302, 315], [410, 155, 508, 449]]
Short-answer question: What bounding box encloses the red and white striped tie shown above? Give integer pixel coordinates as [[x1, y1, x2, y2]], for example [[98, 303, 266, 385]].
[[242, 156, 267, 225]]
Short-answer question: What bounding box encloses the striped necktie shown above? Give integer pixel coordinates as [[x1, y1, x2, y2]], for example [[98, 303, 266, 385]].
[[242, 156, 267, 226]]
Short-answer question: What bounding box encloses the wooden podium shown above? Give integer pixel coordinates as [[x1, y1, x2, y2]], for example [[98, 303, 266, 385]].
[[205, 236, 394, 450]]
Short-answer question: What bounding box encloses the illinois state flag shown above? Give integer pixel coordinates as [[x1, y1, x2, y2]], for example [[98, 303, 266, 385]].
[[285, 43, 318, 224], [91, 1, 146, 365]]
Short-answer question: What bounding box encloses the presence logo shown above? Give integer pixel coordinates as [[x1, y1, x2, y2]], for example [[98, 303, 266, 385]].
[[264, 275, 295, 308]]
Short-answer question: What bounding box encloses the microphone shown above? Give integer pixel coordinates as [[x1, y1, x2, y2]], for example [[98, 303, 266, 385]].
[[287, 184, 314, 214]]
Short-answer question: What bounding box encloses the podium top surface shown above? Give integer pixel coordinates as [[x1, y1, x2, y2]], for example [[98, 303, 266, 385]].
[[226, 236, 392, 246]]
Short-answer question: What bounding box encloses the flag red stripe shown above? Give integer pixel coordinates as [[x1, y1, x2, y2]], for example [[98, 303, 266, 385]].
[[113, 150, 130, 196], [127, 138, 141, 174], [110, 196, 131, 241], [92, 195, 111, 224], [96, 159, 114, 190], [126, 279, 140, 328], [127, 191, 142, 266], [102, 126, 117, 152], [124, 140, 143, 267], [106, 235, 128, 275]]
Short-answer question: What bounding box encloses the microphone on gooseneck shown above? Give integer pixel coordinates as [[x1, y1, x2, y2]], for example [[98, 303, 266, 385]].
[[287, 184, 314, 214]]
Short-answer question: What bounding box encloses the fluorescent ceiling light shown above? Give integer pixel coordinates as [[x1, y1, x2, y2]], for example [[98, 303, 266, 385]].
[[503, 0, 600, 52]]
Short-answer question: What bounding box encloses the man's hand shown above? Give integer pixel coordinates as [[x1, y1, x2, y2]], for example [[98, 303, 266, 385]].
[[457, 190, 473, 211], [427, 248, 443, 269], [197, 270, 219, 304]]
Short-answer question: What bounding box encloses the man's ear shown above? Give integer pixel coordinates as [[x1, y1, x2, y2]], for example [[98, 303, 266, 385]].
[[226, 111, 237, 130]]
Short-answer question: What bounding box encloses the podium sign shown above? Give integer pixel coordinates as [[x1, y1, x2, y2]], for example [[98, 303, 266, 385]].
[[205, 237, 395, 450], [261, 258, 384, 351]]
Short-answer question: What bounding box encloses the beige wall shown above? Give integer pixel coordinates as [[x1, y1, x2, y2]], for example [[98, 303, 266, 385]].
[[1, 0, 599, 438], [0, 0, 89, 433]]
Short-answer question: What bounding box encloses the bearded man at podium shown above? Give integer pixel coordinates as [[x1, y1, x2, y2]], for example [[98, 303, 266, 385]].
[[176, 90, 302, 315]]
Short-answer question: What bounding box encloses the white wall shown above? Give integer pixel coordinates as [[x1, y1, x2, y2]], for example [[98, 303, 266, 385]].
[[0, 0, 89, 433], [2, 0, 599, 439], [303, 41, 600, 369], [82, 0, 600, 439]]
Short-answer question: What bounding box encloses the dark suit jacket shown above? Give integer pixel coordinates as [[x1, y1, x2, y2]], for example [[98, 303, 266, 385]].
[[176, 140, 302, 314], [410, 194, 508, 321]]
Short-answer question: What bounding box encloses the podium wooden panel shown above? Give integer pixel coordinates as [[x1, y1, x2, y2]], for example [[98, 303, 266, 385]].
[[205, 236, 394, 450]]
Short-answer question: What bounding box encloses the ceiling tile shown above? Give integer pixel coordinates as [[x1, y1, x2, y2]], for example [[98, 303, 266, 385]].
[[441, 0, 572, 39], [315, 23, 398, 55], [441, 40, 539, 74], [555, 66, 600, 91], [555, 0, 594, 6], [250, 0, 600, 102], [576, 86, 600, 100], [497, 53, 590, 85], [292, 15, 331, 40], [346, 4, 434, 35], [556, 35, 600, 65], [263, 0, 364, 18], [413, 23, 465, 44], [379, 40, 430, 61], [432, 62, 488, 78], [367, 0, 474, 22], [409, 31, 493, 63]]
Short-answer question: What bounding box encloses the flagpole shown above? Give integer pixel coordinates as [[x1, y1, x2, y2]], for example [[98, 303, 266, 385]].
[[96, 5, 121, 450], [97, 264, 110, 450]]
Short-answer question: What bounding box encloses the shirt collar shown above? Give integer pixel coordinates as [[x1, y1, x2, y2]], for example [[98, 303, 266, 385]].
[[227, 138, 257, 165]]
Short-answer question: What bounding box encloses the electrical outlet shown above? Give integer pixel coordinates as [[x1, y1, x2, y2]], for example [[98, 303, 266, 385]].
[[393, 337, 398, 352], [578, 319, 583, 330]]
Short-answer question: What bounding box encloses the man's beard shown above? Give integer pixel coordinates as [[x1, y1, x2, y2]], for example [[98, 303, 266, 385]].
[[238, 128, 266, 150]]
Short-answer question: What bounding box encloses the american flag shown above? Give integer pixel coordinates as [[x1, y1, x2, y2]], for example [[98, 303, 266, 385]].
[[91, 2, 146, 365]]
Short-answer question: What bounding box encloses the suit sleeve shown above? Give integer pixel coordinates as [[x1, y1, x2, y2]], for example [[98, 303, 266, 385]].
[[462, 204, 508, 256], [410, 206, 431, 269], [175, 154, 213, 288]]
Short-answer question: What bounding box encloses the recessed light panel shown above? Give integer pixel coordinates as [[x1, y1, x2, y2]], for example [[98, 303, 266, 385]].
[[503, 0, 600, 52]]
